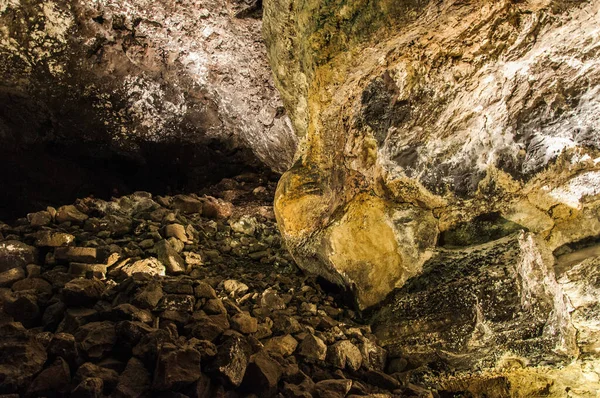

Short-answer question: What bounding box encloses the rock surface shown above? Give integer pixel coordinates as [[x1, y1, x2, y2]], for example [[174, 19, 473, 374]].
[[265, 0, 600, 310]]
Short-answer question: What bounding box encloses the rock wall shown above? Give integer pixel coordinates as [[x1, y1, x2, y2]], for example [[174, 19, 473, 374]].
[[264, 0, 600, 388], [264, 0, 600, 307], [0, 0, 297, 218]]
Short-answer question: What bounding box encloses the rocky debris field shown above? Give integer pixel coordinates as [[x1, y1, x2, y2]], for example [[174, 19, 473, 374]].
[[0, 173, 435, 398]]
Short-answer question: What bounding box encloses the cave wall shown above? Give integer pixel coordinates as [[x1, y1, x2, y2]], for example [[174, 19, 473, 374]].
[[264, 0, 600, 307], [263, 0, 600, 387], [0, 0, 297, 218]]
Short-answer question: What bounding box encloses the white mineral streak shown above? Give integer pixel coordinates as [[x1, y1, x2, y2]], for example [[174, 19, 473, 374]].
[[549, 171, 600, 209], [90, 0, 296, 171], [394, 2, 600, 180]]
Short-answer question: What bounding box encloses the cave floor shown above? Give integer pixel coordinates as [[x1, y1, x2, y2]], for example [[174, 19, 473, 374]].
[[0, 172, 451, 397]]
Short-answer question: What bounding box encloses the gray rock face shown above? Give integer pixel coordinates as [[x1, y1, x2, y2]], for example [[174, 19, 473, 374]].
[[0, 0, 297, 219]]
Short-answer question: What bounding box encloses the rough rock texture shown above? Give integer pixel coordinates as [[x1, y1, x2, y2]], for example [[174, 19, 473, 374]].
[[264, 0, 600, 392], [0, 0, 297, 219]]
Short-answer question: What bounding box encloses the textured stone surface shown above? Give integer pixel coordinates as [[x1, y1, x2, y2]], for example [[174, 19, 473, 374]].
[[265, 0, 600, 310]]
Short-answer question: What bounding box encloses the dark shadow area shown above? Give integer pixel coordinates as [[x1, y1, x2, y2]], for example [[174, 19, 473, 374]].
[[0, 139, 274, 222], [438, 212, 526, 248]]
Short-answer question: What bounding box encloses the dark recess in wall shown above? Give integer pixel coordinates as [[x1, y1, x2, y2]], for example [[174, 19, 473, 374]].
[[0, 139, 274, 222]]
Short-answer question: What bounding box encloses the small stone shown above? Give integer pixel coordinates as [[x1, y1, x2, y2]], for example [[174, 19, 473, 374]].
[[75, 362, 119, 393], [184, 252, 203, 267], [42, 301, 67, 330], [139, 239, 155, 249], [132, 281, 164, 309], [204, 298, 227, 315], [172, 195, 203, 214], [110, 304, 153, 324], [118, 257, 166, 278], [359, 339, 387, 371], [153, 344, 202, 390], [191, 373, 212, 398], [159, 294, 196, 313], [155, 240, 186, 274], [242, 351, 282, 396], [48, 333, 78, 364], [0, 333, 47, 392], [167, 237, 185, 252], [26, 264, 41, 278], [56, 205, 89, 224], [314, 379, 353, 398], [223, 279, 249, 296], [55, 247, 97, 263], [114, 357, 151, 398], [74, 321, 117, 360], [328, 340, 363, 371], [12, 277, 52, 296], [0, 240, 37, 272], [165, 223, 189, 242], [300, 301, 317, 315], [231, 312, 258, 334], [298, 334, 327, 361], [27, 357, 71, 396], [68, 263, 107, 278], [71, 377, 104, 398], [194, 281, 217, 299], [207, 336, 251, 387], [4, 293, 40, 327], [229, 215, 257, 236], [35, 231, 76, 247], [28, 211, 52, 227], [201, 196, 233, 219], [0, 267, 25, 287], [62, 278, 105, 306], [261, 289, 286, 311], [264, 334, 298, 357]]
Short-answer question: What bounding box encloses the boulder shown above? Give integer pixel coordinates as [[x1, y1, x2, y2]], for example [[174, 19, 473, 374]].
[[114, 358, 151, 398], [155, 240, 186, 275], [26, 357, 71, 397], [207, 336, 251, 387], [0, 241, 37, 272], [62, 278, 105, 306], [153, 344, 202, 390], [242, 351, 282, 396]]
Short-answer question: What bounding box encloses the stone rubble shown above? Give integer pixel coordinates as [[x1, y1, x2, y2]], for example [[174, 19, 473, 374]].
[[0, 173, 439, 397]]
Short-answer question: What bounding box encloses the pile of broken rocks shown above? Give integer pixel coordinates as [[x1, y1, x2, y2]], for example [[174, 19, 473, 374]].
[[0, 174, 434, 398]]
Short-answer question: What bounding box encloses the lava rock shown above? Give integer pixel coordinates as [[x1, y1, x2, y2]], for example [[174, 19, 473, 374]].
[[0, 267, 25, 287], [34, 231, 76, 247], [71, 377, 104, 398], [172, 195, 204, 214], [75, 362, 120, 394], [28, 211, 52, 227], [194, 281, 217, 299], [242, 351, 282, 396], [328, 340, 363, 371], [48, 332, 79, 364], [207, 336, 251, 387], [313, 379, 353, 398], [153, 344, 202, 390], [155, 240, 186, 274], [0, 240, 37, 272], [223, 279, 249, 296], [298, 334, 328, 361], [0, 330, 47, 393], [62, 278, 105, 306], [231, 312, 258, 334], [55, 247, 98, 263], [26, 357, 71, 397], [165, 223, 189, 242], [264, 334, 298, 357], [74, 321, 117, 360], [56, 205, 89, 224], [114, 357, 151, 398]]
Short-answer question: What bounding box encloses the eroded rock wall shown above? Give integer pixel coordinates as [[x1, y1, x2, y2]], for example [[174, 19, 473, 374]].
[[264, 0, 600, 387], [265, 0, 600, 307], [0, 0, 297, 217]]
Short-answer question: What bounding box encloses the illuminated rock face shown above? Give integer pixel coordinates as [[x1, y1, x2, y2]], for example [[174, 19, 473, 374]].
[[264, 0, 600, 390], [264, 0, 600, 308], [0, 0, 297, 217]]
